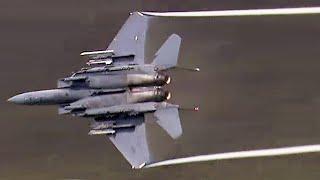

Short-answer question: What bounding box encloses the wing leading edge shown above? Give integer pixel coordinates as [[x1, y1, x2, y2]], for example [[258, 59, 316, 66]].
[[107, 12, 151, 65]]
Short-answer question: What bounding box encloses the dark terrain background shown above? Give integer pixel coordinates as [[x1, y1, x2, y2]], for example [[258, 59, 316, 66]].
[[1, 0, 320, 179]]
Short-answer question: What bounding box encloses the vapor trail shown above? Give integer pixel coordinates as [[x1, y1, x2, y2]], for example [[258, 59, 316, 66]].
[[145, 144, 320, 168], [141, 7, 320, 17]]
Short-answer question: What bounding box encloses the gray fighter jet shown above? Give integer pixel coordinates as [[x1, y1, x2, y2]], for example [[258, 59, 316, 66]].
[[8, 12, 198, 169]]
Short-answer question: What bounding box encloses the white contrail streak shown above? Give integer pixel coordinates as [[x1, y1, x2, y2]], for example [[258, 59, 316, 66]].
[[141, 7, 320, 17], [145, 144, 320, 168]]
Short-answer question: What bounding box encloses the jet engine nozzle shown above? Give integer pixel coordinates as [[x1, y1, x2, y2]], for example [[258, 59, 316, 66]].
[[128, 73, 170, 87], [165, 76, 171, 84], [128, 87, 171, 103], [155, 88, 171, 102], [154, 73, 171, 86], [165, 92, 171, 100]]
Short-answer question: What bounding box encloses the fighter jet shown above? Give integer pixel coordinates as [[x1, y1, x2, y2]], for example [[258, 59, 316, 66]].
[[9, 7, 320, 170], [8, 12, 199, 169]]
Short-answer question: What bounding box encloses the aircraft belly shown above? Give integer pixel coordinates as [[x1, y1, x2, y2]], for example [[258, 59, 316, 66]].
[[88, 75, 127, 89], [70, 93, 126, 109]]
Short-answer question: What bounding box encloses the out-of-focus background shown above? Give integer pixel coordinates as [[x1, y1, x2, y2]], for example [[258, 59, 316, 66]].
[[1, 1, 320, 179]]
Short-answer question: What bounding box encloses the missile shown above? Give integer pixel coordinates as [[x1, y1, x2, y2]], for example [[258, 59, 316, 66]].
[[63, 76, 87, 81], [106, 65, 135, 71], [80, 50, 114, 60], [88, 129, 115, 135], [86, 59, 113, 66], [90, 121, 114, 130], [91, 122, 135, 130], [88, 123, 135, 135]]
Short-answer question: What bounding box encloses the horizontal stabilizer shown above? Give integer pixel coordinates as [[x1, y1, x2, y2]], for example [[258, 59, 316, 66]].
[[154, 107, 182, 139], [152, 34, 181, 70]]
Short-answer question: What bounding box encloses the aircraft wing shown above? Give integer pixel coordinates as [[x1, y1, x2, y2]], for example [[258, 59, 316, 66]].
[[107, 114, 153, 169], [107, 12, 150, 65]]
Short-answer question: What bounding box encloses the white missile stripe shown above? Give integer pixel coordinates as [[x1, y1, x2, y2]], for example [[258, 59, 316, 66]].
[[80, 50, 114, 56], [141, 7, 320, 17], [145, 144, 320, 168]]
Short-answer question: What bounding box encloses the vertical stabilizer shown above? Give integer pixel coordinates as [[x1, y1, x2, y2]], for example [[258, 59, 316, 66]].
[[152, 34, 182, 69]]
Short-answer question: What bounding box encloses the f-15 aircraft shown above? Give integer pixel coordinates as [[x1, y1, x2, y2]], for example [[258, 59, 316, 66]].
[[8, 12, 199, 169], [9, 7, 320, 170]]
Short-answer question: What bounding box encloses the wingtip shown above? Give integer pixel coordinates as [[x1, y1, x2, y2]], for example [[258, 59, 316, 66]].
[[131, 162, 146, 169], [138, 11, 162, 17], [139, 162, 146, 168], [171, 132, 183, 139], [138, 12, 148, 16], [136, 12, 145, 17]]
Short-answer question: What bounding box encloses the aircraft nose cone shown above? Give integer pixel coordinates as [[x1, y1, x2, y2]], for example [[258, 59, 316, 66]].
[[7, 94, 27, 104]]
